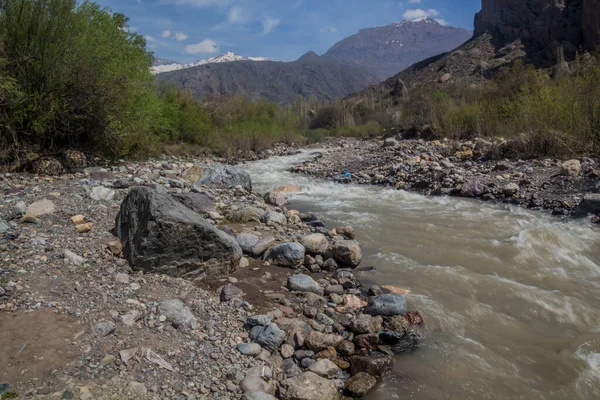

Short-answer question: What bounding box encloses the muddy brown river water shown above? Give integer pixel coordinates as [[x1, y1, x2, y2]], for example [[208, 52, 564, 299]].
[[246, 150, 600, 400]]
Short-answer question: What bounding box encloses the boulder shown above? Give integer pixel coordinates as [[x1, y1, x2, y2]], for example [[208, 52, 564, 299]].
[[171, 192, 214, 214], [229, 205, 264, 223], [237, 343, 263, 356], [348, 314, 383, 334], [287, 274, 323, 295], [562, 160, 581, 177], [62, 150, 87, 170], [335, 226, 355, 239], [264, 191, 288, 207], [364, 294, 406, 317], [237, 233, 260, 255], [26, 199, 55, 216], [327, 240, 362, 267], [301, 233, 329, 255], [239, 376, 274, 395], [308, 359, 340, 378], [577, 193, 600, 216], [350, 354, 393, 377], [220, 284, 244, 302], [261, 210, 287, 226], [383, 138, 398, 147], [502, 182, 520, 196], [461, 181, 485, 197], [158, 299, 198, 329], [90, 186, 116, 201], [266, 243, 305, 268], [114, 187, 242, 280], [252, 237, 277, 257], [345, 372, 377, 397], [279, 372, 339, 400], [254, 323, 286, 352], [305, 331, 344, 352], [193, 164, 252, 191]]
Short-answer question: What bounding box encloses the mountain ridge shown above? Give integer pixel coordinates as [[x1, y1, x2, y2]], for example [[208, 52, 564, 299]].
[[151, 52, 271, 74]]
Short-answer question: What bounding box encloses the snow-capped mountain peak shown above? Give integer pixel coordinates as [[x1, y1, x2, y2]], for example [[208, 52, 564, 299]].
[[151, 52, 270, 74], [388, 17, 440, 28]]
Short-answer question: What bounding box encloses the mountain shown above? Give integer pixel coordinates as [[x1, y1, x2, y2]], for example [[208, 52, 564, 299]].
[[152, 58, 178, 67], [322, 18, 472, 80], [348, 0, 600, 99], [151, 52, 271, 74], [156, 52, 376, 105]]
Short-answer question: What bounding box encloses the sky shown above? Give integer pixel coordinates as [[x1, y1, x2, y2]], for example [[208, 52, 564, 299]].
[[95, 0, 482, 63]]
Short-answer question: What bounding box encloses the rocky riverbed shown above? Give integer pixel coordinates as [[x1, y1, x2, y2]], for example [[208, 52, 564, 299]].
[[289, 137, 600, 219], [0, 151, 421, 400]]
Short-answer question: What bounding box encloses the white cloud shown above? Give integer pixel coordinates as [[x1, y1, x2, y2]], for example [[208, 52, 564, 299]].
[[144, 35, 156, 42], [261, 17, 280, 35], [160, 30, 172, 38], [174, 32, 188, 41], [185, 39, 219, 54], [403, 8, 440, 19], [228, 6, 247, 23], [435, 19, 448, 25], [408, 0, 421, 3]]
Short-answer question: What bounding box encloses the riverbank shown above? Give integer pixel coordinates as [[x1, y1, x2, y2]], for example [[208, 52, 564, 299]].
[[289, 137, 600, 219], [0, 152, 420, 399]]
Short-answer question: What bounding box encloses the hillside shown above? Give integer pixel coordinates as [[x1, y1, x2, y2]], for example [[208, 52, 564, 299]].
[[156, 52, 377, 105], [323, 18, 472, 80]]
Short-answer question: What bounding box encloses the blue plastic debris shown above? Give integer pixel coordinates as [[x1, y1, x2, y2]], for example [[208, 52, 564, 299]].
[[344, 172, 351, 177]]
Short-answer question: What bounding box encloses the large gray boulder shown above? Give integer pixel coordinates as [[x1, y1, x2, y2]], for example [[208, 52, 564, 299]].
[[576, 193, 600, 217], [194, 164, 252, 191], [266, 243, 305, 268], [171, 192, 214, 214], [327, 240, 362, 267], [287, 274, 323, 295], [114, 187, 242, 280], [364, 294, 406, 317]]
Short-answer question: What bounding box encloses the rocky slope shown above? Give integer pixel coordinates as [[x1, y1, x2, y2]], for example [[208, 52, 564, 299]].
[[156, 52, 376, 105], [323, 18, 472, 80], [0, 150, 421, 399], [349, 0, 600, 98]]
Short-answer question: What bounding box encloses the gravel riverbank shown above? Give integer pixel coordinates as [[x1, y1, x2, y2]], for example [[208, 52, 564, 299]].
[[0, 150, 421, 400], [289, 137, 600, 219]]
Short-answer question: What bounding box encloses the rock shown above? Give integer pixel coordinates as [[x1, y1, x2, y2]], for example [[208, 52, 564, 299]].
[[71, 215, 85, 224], [92, 322, 116, 337], [247, 315, 272, 327], [252, 237, 276, 256], [26, 199, 55, 216], [461, 181, 485, 197], [31, 157, 63, 175], [502, 182, 520, 196], [308, 359, 340, 378], [305, 331, 344, 352], [321, 258, 339, 271], [237, 343, 263, 356], [0, 220, 9, 234], [337, 340, 355, 356], [254, 323, 286, 352], [241, 393, 278, 400], [264, 191, 288, 207], [114, 187, 242, 280], [261, 210, 287, 225], [229, 205, 264, 223], [562, 160, 581, 176], [63, 249, 84, 265], [75, 223, 93, 233], [171, 192, 215, 214], [121, 310, 142, 327], [221, 284, 244, 302], [350, 354, 393, 377], [11, 201, 27, 219], [274, 185, 302, 193], [287, 274, 323, 295], [364, 294, 406, 317], [577, 193, 600, 216], [282, 358, 303, 377], [158, 299, 198, 329], [349, 314, 383, 334], [383, 138, 398, 147], [301, 234, 329, 255], [335, 226, 355, 239], [280, 344, 295, 359], [107, 241, 123, 256], [355, 333, 379, 351], [62, 150, 87, 170], [239, 376, 274, 395], [193, 164, 252, 191], [327, 240, 362, 267], [279, 372, 339, 400], [90, 186, 116, 201], [439, 73, 452, 83], [266, 243, 305, 268], [345, 372, 377, 397], [237, 233, 260, 254]]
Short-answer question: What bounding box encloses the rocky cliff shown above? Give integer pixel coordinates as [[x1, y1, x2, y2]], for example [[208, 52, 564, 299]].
[[583, 0, 600, 49]]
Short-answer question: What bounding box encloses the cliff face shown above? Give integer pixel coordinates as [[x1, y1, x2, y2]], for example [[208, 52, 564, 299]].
[[583, 0, 600, 49], [474, 0, 584, 57]]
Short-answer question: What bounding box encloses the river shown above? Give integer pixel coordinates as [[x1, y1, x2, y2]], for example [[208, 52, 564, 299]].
[[245, 149, 600, 400]]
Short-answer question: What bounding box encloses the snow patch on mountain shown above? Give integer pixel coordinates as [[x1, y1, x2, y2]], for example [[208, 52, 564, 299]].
[[152, 52, 270, 74]]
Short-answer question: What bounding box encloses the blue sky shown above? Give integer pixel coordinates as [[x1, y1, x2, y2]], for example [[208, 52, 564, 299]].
[[96, 0, 481, 63]]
